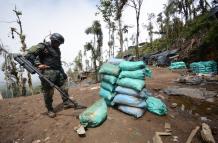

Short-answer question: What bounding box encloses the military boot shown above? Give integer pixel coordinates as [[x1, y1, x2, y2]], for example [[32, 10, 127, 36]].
[[47, 110, 56, 118]]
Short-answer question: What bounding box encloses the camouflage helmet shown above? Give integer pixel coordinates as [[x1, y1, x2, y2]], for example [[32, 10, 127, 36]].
[[50, 33, 64, 44]]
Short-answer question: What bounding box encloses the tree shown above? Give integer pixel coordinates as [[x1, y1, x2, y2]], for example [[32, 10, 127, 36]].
[[97, 0, 115, 58], [128, 0, 144, 58], [84, 20, 103, 82], [10, 6, 33, 96]]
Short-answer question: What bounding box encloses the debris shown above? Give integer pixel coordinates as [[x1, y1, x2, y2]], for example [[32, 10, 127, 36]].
[[74, 124, 86, 136], [165, 122, 171, 132], [153, 132, 172, 143], [185, 126, 200, 143], [201, 123, 216, 143], [169, 114, 175, 119]]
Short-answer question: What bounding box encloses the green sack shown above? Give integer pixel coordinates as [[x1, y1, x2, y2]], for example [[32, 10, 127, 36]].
[[119, 69, 145, 79], [79, 99, 108, 128], [119, 61, 145, 71], [99, 63, 120, 76], [145, 67, 152, 77], [102, 75, 117, 85], [117, 78, 145, 91], [146, 97, 167, 116], [99, 87, 115, 101], [101, 81, 114, 92]]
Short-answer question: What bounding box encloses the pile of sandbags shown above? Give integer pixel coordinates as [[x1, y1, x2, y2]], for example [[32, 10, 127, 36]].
[[99, 61, 121, 105], [190, 61, 217, 75], [169, 61, 187, 70], [112, 61, 150, 118]]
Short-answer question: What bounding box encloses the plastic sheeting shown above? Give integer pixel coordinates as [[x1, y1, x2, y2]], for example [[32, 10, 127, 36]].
[[79, 99, 108, 128]]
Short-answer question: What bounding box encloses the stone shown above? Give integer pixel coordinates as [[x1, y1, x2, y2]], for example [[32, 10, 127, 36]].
[[201, 123, 215, 143], [171, 103, 177, 108]]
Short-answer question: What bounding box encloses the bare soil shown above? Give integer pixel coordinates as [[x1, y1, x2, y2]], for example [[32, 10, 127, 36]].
[[0, 67, 217, 143]]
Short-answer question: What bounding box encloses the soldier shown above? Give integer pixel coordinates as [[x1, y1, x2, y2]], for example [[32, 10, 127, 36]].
[[25, 33, 80, 118]]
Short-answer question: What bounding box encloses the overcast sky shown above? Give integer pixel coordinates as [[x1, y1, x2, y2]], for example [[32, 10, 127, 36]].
[[0, 0, 168, 83]]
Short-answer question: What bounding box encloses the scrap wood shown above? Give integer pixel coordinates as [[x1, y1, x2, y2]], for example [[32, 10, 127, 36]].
[[185, 126, 200, 143], [153, 132, 172, 143]]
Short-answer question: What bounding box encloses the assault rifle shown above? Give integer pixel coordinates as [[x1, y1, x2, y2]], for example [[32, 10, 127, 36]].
[[13, 54, 86, 109]]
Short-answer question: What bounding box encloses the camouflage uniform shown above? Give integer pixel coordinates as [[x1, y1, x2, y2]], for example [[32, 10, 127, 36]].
[[25, 42, 69, 112]]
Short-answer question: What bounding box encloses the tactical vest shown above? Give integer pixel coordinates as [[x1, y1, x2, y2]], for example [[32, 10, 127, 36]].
[[39, 42, 62, 70]]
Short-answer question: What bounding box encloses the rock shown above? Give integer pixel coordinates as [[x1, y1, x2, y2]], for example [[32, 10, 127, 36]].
[[163, 87, 217, 100], [181, 104, 185, 111], [173, 136, 179, 142], [74, 124, 86, 136], [44, 137, 50, 142], [171, 103, 177, 108], [201, 123, 215, 143], [206, 98, 215, 103], [200, 117, 211, 122], [32, 140, 41, 143]]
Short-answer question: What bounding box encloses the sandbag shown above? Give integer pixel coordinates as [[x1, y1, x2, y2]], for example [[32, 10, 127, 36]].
[[115, 86, 139, 96], [119, 61, 145, 71], [146, 97, 167, 116], [118, 105, 145, 118], [99, 63, 120, 76], [119, 69, 145, 79], [99, 87, 115, 101], [101, 81, 114, 92], [102, 75, 117, 85], [104, 98, 113, 107], [117, 78, 145, 91], [108, 58, 125, 65], [112, 94, 147, 108], [79, 99, 107, 128]]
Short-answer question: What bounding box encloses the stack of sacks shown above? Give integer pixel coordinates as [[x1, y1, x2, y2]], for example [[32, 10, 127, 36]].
[[112, 61, 151, 118], [99, 62, 121, 106], [190, 61, 217, 75]]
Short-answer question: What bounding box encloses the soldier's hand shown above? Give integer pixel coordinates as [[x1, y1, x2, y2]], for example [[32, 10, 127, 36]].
[[37, 64, 49, 70]]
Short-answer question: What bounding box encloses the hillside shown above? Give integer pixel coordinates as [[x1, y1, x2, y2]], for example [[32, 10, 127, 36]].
[[0, 67, 217, 143]]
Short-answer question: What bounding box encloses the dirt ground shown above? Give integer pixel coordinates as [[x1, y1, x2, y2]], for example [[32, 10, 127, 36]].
[[0, 67, 217, 143]]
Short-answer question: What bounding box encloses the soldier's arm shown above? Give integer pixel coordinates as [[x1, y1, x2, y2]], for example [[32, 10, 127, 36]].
[[25, 43, 45, 66]]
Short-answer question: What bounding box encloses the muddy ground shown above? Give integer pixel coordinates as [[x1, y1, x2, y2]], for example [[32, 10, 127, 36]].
[[0, 67, 217, 143]]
